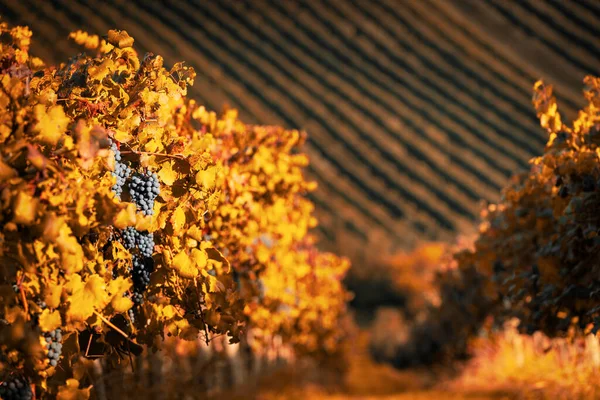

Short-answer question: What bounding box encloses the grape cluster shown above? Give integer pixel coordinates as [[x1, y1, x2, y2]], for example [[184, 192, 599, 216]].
[[131, 292, 144, 305], [44, 328, 62, 367], [0, 378, 32, 400], [109, 154, 158, 310], [121, 228, 154, 305], [110, 141, 131, 198], [132, 256, 153, 291], [136, 231, 155, 258], [127, 308, 136, 324], [128, 171, 160, 215], [122, 226, 138, 250], [121, 227, 154, 258]]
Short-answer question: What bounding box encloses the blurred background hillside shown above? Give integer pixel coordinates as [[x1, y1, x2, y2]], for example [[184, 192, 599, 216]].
[[3, 0, 599, 310]]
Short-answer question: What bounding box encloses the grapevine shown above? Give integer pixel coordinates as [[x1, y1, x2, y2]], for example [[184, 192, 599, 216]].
[[0, 23, 350, 398], [388, 76, 600, 369], [464, 77, 600, 337]]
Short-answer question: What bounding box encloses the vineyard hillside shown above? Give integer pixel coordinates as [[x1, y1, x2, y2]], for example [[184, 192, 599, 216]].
[[3, 0, 599, 261]]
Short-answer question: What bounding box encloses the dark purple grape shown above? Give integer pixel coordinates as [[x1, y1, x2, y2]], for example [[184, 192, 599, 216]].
[[110, 141, 131, 198], [43, 328, 62, 367], [128, 170, 160, 216], [0, 377, 33, 400]]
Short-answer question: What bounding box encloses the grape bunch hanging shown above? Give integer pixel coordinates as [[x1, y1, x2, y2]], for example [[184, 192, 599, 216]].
[[128, 171, 160, 216], [43, 329, 63, 368], [110, 141, 158, 308], [110, 140, 130, 198], [0, 377, 33, 400]]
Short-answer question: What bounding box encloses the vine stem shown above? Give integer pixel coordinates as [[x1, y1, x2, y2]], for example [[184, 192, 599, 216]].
[[93, 310, 129, 339], [85, 333, 93, 357], [194, 277, 210, 346], [19, 286, 28, 316]]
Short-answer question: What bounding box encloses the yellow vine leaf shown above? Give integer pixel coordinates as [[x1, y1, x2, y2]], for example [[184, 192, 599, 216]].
[[113, 128, 132, 143], [158, 160, 177, 185], [87, 58, 112, 82], [112, 203, 137, 229], [195, 167, 217, 191], [13, 191, 37, 225], [172, 251, 198, 279], [186, 225, 203, 242], [66, 275, 109, 322], [205, 247, 230, 273], [134, 214, 153, 232], [191, 248, 208, 270], [107, 276, 131, 293], [75, 122, 108, 164], [107, 276, 132, 305], [171, 206, 186, 236], [56, 379, 91, 400], [26, 144, 49, 170], [205, 274, 224, 293], [39, 309, 62, 332], [111, 296, 133, 313], [69, 30, 100, 50], [44, 282, 63, 309], [33, 104, 70, 146], [203, 308, 220, 326], [106, 29, 134, 49], [160, 305, 178, 319]]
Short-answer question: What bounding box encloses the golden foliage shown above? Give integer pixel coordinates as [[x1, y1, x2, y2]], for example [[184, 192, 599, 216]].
[[383, 242, 449, 309], [389, 76, 600, 381], [0, 22, 349, 398], [459, 77, 600, 336], [450, 320, 600, 399]]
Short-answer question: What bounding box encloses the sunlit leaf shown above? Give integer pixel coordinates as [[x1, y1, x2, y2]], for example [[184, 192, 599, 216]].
[[39, 309, 62, 332]]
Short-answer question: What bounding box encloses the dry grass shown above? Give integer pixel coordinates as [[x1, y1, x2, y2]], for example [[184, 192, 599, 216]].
[[254, 330, 516, 400], [86, 316, 600, 399], [446, 321, 600, 400], [254, 321, 600, 400]]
